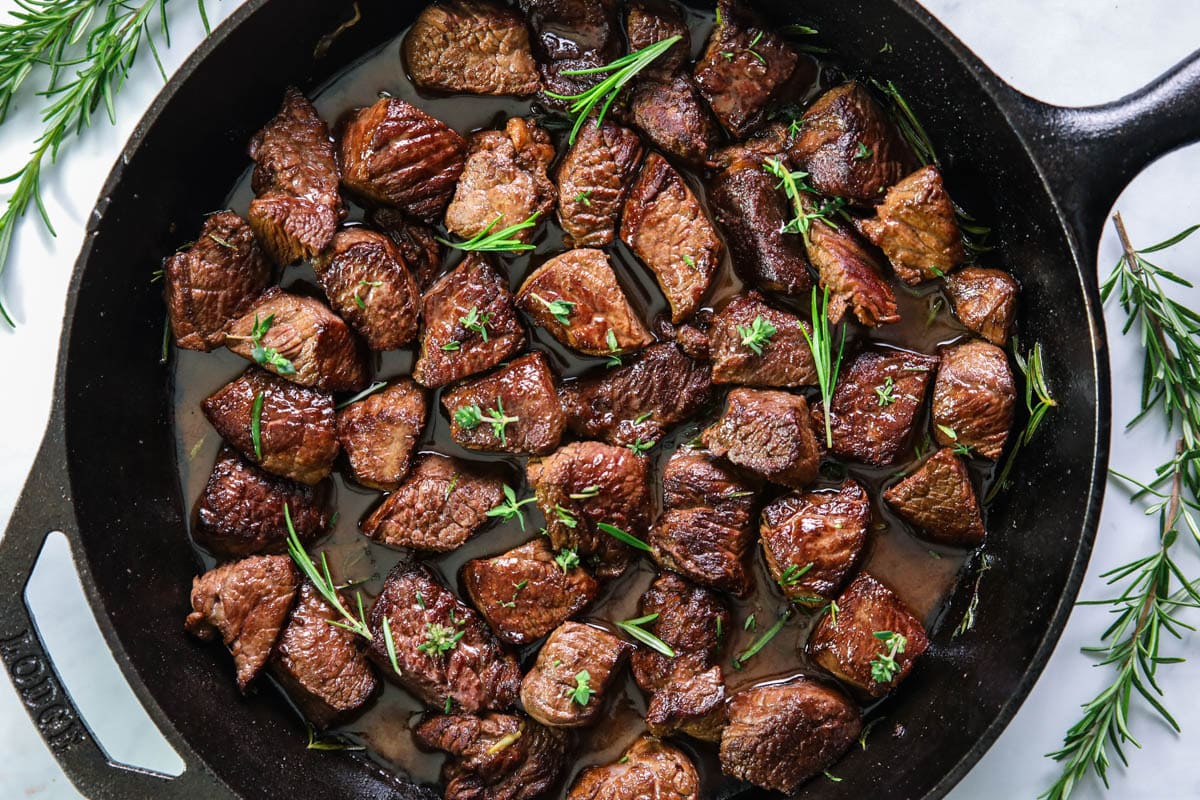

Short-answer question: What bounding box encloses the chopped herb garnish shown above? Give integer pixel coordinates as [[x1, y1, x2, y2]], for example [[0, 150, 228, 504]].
[[744, 614, 756, 631], [554, 548, 580, 572], [953, 553, 993, 637], [553, 504, 578, 528], [854, 142, 872, 160], [875, 376, 896, 407], [937, 423, 958, 441], [381, 616, 402, 677], [459, 306, 492, 342], [626, 437, 655, 456], [800, 286, 846, 447], [762, 158, 845, 243], [441, 340, 461, 351], [778, 562, 814, 588], [486, 484, 536, 530], [574, 190, 592, 206], [596, 521, 652, 552], [569, 485, 600, 500], [824, 771, 843, 783], [437, 212, 541, 253], [716, 615, 723, 641], [234, 314, 296, 375], [531, 293, 575, 325], [859, 716, 885, 750], [605, 328, 622, 367], [354, 279, 383, 309], [416, 591, 426, 610], [737, 314, 777, 356], [417, 622, 465, 657], [444, 697, 454, 714], [826, 600, 840, 628], [445, 473, 460, 501], [250, 391, 265, 460], [208, 233, 236, 250], [454, 399, 519, 445], [615, 613, 675, 657], [634, 411, 653, 424], [869, 631, 908, 683], [682, 254, 697, 270], [335, 381, 388, 410], [566, 670, 594, 705], [733, 610, 791, 669]]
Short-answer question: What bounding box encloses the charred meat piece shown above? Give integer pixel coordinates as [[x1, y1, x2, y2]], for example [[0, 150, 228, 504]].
[[931, 339, 1015, 460], [367, 208, 443, 290], [368, 567, 521, 712], [858, 165, 966, 284], [184, 555, 300, 691], [620, 153, 722, 323], [403, 0, 541, 97], [164, 212, 272, 351], [527, 441, 653, 578], [336, 378, 427, 490], [630, 572, 729, 693], [555, 118, 643, 248], [194, 446, 331, 558], [719, 678, 861, 793], [884, 448, 985, 547], [807, 572, 929, 697], [462, 537, 601, 645], [559, 343, 712, 447], [624, 0, 690, 76], [202, 368, 338, 485], [702, 389, 819, 489], [444, 117, 556, 242], [413, 254, 526, 388], [682, 291, 817, 388], [760, 480, 870, 604], [646, 665, 727, 742], [945, 266, 1019, 345], [337, 97, 467, 223], [520, 621, 631, 728], [517, 249, 652, 356], [443, 352, 566, 455], [247, 88, 343, 265], [269, 582, 379, 728], [628, 75, 718, 167], [567, 735, 699, 800], [520, 0, 621, 102], [225, 288, 368, 392], [312, 227, 420, 351], [788, 81, 919, 205], [361, 454, 505, 552], [803, 198, 900, 326]]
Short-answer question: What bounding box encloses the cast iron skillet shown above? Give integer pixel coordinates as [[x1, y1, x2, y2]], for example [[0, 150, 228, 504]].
[[2, 1, 1199, 797]]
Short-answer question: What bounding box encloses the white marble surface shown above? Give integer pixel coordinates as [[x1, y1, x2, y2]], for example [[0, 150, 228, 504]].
[[2, 1, 1200, 798]]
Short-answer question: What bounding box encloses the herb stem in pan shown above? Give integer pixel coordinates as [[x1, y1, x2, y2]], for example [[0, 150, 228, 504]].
[[799, 286, 845, 448], [615, 613, 675, 657], [284, 503, 372, 640], [732, 609, 792, 669], [437, 212, 541, 253]]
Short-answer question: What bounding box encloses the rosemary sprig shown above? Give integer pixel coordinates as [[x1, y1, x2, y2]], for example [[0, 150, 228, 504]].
[[984, 338, 1057, 502], [615, 613, 675, 657], [283, 503, 371, 640], [334, 381, 387, 410], [732, 609, 791, 670], [436, 212, 541, 253], [869, 78, 938, 167], [250, 390, 264, 460], [799, 286, 846, 447], [596, 521, 652, 553]]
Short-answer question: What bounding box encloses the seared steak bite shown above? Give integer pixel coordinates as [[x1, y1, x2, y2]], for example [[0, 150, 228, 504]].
[[225, 288, 368, 392], [760, 480, 869, 604], [858, 165, 966, 284], [415, 713, 569, 800], [702, 389, 819, 489], [517, 249, 653, 356], [336, 378, 427, 490], [442, 352, 566, 455], [567, 735, 699, 800], [336, 96, 468, 223], [520, 0, 621, 103], [931, 339, 1015, 460], [367, 566, 522, 712], [646, 665, 727, 742], [946, 266, 1020, 345], [527, 441, 653, 578], [403, 0, 541, 97], [444, 117, 557, 242], [164, 212, 272, 352], [555, 118, 644, 248], [367, 207, 443, 290], [462, 538, 601, 645], [624, 0, 690, 77], [803, 197, 900, 326], [269, 582, 379, 728], [719, 678, 861, 793], [520, 621, 631, 728], [247, 87, 343, 265], [628, 75, 718, 167], [413, 254, 526, 388], [631, 572, 729, 692], [312, 227, 420, 351], [361, 454, 505, 552], [620, 153, 723, 323], [184, 555, 300, 691], [681, 291, 817, 388], [195, 446, 332, 558], [884, 448, 985, 547], [807, 572, 929, 697]]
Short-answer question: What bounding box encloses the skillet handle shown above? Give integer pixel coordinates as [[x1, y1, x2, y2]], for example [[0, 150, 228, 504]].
[[0, 424, 232, 800]]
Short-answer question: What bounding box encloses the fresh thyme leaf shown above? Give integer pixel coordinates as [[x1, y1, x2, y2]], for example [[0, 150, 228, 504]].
[[284, 503, 371, 640], [615, 613, 675, 657], [531, 293, 575, 325], [626, 437, 655, 456], [574, 190, 592, 206], [250, 391, 265, 460], [554, 547, 580, 572], [441, 340, 462, 351], [381, 616, 402, 677], [799, 286, 846, 447], [744, 613, 756, 631], [485, 484, 536, 530], [762, 158, 845, 244], [459, 306, 492, 342], [737, 314, 777, 356], [732, 610, 791, 669], [437, 212, 541, 253], [937, 423, 958, 441], [417, 621, 465, 657], [596, 521, 652, 552], [238, 313, 296, 375], [605, 328, 621, 367], [875, 376, 896, 407], [854, 142, 872, 160], [566, 670, 594, 705], [453, 399, 519, 445], [335, 381, 387, 410], [869, 631, 907, 684]]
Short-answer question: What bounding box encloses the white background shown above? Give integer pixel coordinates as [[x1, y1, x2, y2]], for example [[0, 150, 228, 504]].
[[2, 1, 1200, 798]]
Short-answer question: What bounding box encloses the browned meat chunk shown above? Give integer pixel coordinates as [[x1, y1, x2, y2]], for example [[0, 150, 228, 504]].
[[624, 0, 689, 76], [807, 572, 929, 697], [520, 0, 621, 102], [462, 538, 601, 645], [568, 736, 699, 800], [719, 678, 861, 793], [247, 88, 343, 265], [184, 555, 299, 691], [361, 454, 505, 552], [164, 212, 271, 351], [337, 97, 467, 223], [649, 451, 758, 596], [527, 441, 653, 578], [858, 165, 966, 284], [647, 665, 727, 742], [788, 82, 919, 205], [517, 249, 652, 356], [415, 713, 569, 800], [821, 348, 939, 466], [442, 353, 566, 455], [336, 379, 427, 490], [312, 228, 420, 351], [559, 343, 712, 447], [630, 572, 728, 692], [403, 0, 541, 97], [803, 198, 900, 326], [931, 339, 1015, 460], [702, 389, 819, 488], [413, 254, 526, 388], [884, 449, 985, 547], [681, 291, 817, 387], [520, 621, 630, 728], [945, 266, 1019, 345], [444, 117, 556, 242], [555, 118, 643, 248], [367, 207, 443, 290], [225, 288, 368, 392], [628, 75, 718, 167], [194, 446, 331, 558], [760, 480, 869, 604], [367, 567, 521, 712], [269, 582, 379, 728]]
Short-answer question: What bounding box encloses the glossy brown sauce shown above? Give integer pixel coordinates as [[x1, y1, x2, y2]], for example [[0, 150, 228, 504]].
[[171, 8, 997, 795]]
